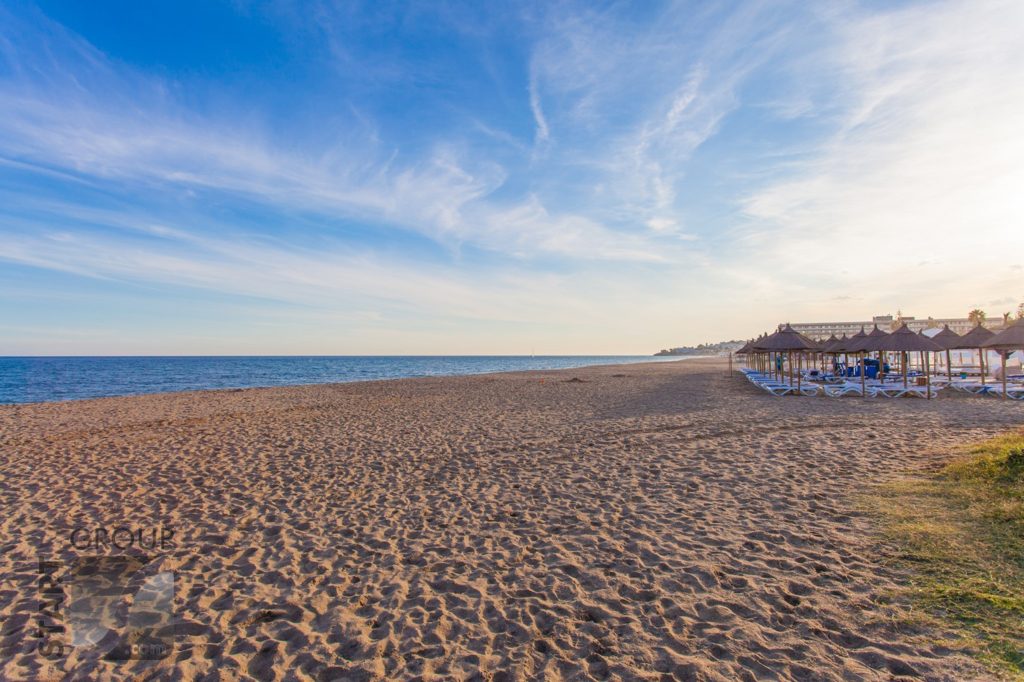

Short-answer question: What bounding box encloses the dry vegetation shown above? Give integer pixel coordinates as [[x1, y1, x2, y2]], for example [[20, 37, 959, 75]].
[[869, 430, 1024, 678]]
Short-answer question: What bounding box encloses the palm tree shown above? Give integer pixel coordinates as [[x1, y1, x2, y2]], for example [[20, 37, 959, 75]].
[[1017, 302, 1024, 320], [968, 308, 987, 326]]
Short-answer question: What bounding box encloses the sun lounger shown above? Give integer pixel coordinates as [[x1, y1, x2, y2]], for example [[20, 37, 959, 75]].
[[950, 382, 998, 395], [823, 382, 876, 398], [757, 382, 797, 396], [874, 384, 941, 398], [747, 376, 821, 396], [982, 385, 1024, 400], [799, 384, 822, 396]]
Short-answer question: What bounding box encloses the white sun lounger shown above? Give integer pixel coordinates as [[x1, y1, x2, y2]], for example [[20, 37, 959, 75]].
[[823, 382, 876, 398], [982, 385, 1024, 401], [950, 382, 1000, 396], [749, 378, 820, 396], [874, 384, 941, 399], [754, 381, 797, 396]]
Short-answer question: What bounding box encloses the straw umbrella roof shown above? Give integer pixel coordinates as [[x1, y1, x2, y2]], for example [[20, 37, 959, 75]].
[[818, 334, 839, 352], [823, 333, 850, 353], [841, 327, 869, 353], [926, 324, 962, 350], [756, 324, 819, 351], [845, 326, 877, 353], [953, 324, 995, 349], [850, 324, 891, 352], [871, 323, 943, 352], [736, 339, 754, 354], [981, 318, 1024, 350], [749, 332, 773, 351]]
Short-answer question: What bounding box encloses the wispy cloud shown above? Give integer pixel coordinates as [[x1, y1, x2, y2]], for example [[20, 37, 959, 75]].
[[0, 0, 1021, 353], [737, 0, 1024, 317], [0, 6, 669, 265], [528, 65, 550, 146]]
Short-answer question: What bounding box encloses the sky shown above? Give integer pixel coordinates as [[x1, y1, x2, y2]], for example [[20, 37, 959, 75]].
[[1, 0, 1022, 355]]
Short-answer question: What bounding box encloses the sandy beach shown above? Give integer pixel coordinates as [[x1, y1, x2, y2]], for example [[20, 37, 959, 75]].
[[1, 357, 1021, 681]]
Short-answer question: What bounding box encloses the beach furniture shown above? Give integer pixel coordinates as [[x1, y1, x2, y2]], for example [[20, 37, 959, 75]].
[[950, 382, 996, 395], [983, 385, 1024, 400], [759, 383, 799, 396], [752, 324, 820, 394], [744, 370, 821, 396], [864, 324, 943, 399], [823, 382, 876, 398], [874, 384, 942, 399], [981, 319, 1024, 400], [927, 325, 962, 382], [952, 324, 997, 390]]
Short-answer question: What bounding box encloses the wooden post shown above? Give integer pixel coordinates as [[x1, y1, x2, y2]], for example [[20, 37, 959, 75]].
[[925, 351, 931, 400], [902, 351, 908, 388], [728, 352, 733, 374], [946, 348, 952, 381], [860, 352, 866, 396], [1002, 351, 1008, 400], [980, 348, 986, 385]]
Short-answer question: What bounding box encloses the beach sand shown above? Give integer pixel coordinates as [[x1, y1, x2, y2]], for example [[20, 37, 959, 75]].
[[1, 357, 1021, 681]]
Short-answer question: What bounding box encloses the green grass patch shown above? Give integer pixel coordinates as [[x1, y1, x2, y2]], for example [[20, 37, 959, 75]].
[[867, 430, 1024, 678]]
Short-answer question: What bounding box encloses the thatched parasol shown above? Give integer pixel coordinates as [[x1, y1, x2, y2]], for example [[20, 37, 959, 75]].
[[817, 334, 839, 372], [817, 334, 849, 377], [875, 324, 943, 352], [748, 332, 774, 376], [734, 340, 752, 372], [929, 325, 962, 349], [750, 331, 771, 377], [823, 333, 850, 354], [855, 325, 892, 376], [843, 327, 877, 395], [849, 324, 890, 352], [925, 325, 961, 380], [756, 324, 818, 390], [872, 324, 943, 396], [981, 318, 1024, 399], [844, 327, 868, 351], [954, 324, 996, 385], [981, 319, 1024, 350], [847, 328, 868, 391]]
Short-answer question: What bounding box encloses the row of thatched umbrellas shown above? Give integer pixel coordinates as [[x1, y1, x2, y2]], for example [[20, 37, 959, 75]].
[[735, 318, 1024, 399]]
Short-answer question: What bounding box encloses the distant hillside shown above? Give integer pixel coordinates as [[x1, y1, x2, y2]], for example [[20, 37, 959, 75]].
[[654, 340, 745, 356]]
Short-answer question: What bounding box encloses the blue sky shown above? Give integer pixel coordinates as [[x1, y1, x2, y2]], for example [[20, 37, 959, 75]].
[[1, 0, 1022, 354]]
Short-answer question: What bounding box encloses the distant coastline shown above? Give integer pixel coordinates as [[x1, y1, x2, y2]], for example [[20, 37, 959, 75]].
[[654, 340, 744, 356]]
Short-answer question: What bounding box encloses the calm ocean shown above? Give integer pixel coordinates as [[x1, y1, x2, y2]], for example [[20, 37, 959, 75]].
[[0, 355, 684, 404]]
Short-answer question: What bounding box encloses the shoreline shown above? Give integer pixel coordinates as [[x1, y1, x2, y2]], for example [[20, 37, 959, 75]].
[[0, 355, 713, 407], [3, 357, 1021, 680]]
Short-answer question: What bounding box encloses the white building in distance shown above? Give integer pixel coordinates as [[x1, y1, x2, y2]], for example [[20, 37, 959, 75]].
[[786, 314, 1001, 339]]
